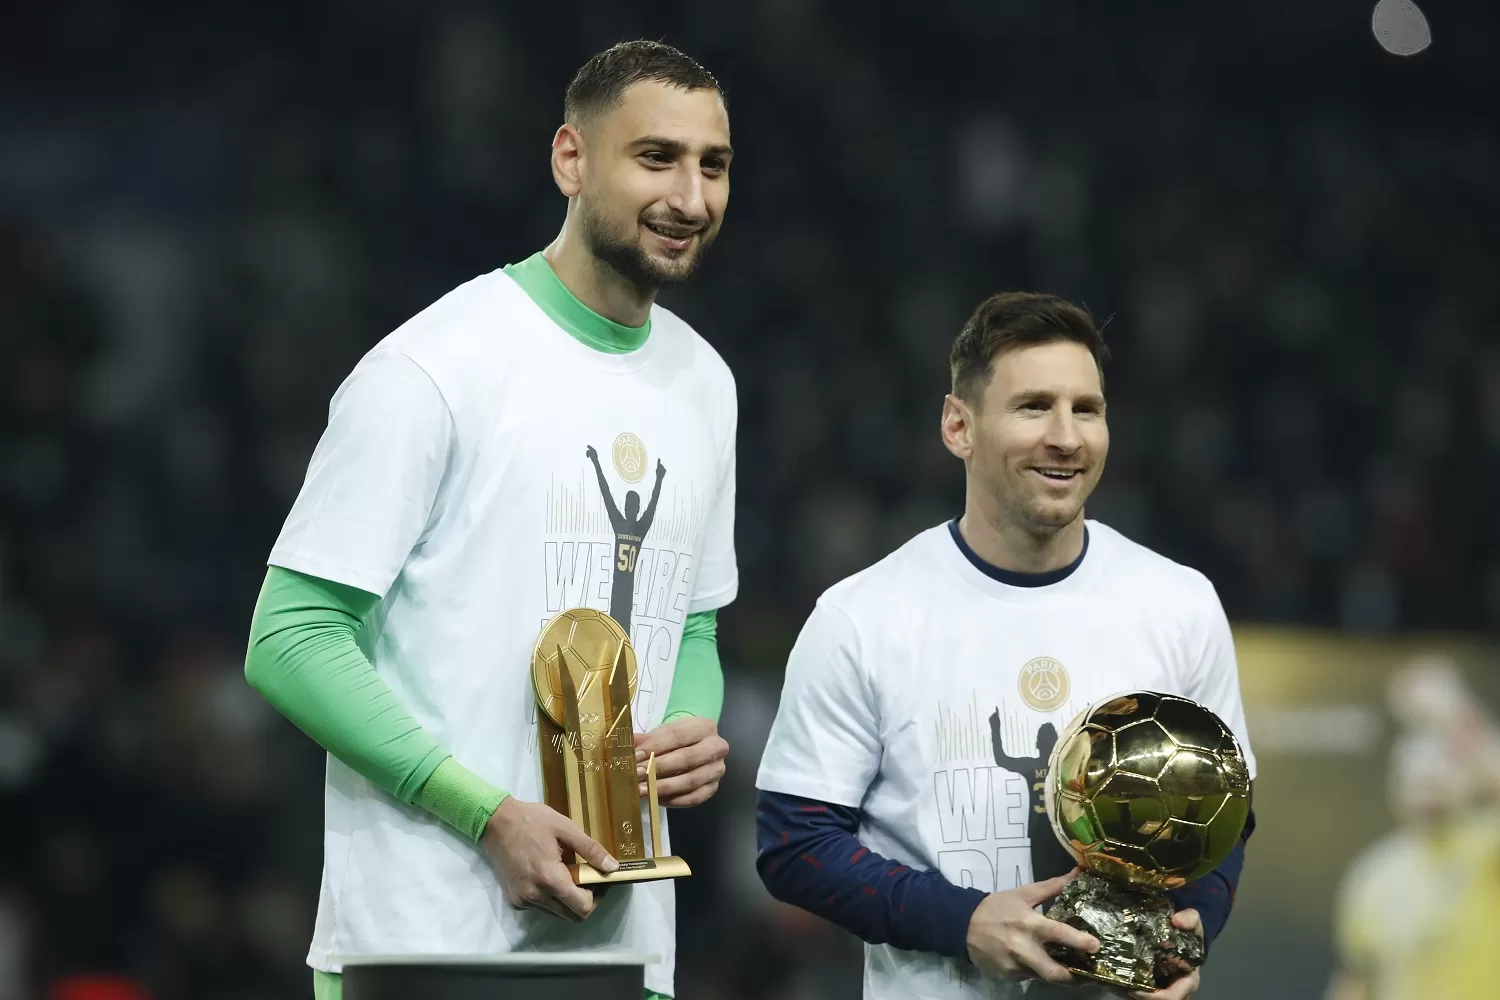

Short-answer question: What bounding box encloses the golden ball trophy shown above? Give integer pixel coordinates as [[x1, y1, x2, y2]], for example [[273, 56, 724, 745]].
[[1041, 691, 1251, 992], [532, 608, 690, 885]]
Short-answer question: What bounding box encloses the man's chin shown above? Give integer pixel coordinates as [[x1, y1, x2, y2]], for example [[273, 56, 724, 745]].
[[640, 248, 704, 286], [1026, 502, 1086, 534], [587, 233, 688, 291]]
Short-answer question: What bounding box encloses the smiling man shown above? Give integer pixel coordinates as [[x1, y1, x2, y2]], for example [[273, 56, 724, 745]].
[[244, 41, 738, 1000], [755, 293, 1257, 1000]]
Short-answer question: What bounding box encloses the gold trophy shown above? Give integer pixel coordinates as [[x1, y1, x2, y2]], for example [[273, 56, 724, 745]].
[[1041, 691, 1251, 992], [532, 608, 691, 885]]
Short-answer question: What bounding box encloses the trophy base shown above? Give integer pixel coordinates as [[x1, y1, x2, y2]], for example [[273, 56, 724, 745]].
[[1044, 872, 1204, 994], [1060, 964, 1158, 993], [570, 855, 692, 886]]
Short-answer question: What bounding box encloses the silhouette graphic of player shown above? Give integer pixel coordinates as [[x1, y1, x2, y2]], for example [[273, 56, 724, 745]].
[[990, 711, 1078, 881], [586, 445, 666, 632]]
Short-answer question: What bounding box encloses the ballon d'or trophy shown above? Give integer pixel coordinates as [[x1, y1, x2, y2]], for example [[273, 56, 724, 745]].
[[532, 608, 691, 885], [1042, 691, 1251, 992]]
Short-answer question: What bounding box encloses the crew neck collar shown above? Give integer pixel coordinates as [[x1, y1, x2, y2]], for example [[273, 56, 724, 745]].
[[941, 518, 1100, 602], [502, 252, 651, 354], [947, 518, 1089, 587]]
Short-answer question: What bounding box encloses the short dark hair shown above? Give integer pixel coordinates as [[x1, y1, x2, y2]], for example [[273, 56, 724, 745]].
[[564, 40, 722, 127], [949, 292, 1110, 404]]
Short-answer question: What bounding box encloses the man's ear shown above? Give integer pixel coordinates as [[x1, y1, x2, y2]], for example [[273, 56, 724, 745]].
[[941, 393, 975, 460], [551, 123, 585, 198]]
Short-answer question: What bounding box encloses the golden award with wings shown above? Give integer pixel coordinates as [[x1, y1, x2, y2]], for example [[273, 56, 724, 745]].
[[532, 608, 691, 885]]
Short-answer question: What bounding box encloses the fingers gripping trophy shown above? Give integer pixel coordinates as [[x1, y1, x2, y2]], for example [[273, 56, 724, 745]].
[[1041, 691, 1252, 993], [532, 608, 691, 884]]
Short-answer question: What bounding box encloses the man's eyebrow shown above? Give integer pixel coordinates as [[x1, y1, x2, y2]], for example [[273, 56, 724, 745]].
[[1005, 389, 1106, 406], [629, 136, 735, 159], [1006, 389, 1053, 404]]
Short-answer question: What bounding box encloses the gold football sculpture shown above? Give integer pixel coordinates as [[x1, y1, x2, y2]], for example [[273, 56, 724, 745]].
[[1042, 691, 1251, 992]]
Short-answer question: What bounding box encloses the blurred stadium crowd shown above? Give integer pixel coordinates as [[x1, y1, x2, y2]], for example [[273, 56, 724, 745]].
[[1, 2, 1497, 998]]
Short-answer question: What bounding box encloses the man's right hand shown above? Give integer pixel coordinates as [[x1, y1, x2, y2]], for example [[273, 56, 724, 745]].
[[966, 871, 1100, 984], [585, 446, 598, 461], [481, 797, 619, 923]]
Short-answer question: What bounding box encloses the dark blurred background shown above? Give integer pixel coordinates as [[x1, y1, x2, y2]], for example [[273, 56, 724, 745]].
[[2, 2, 1497, 998]]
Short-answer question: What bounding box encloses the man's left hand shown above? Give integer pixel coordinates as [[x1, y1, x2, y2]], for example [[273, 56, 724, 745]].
[[1132, 908, 1203, 1000], [634, 716, 728, 807]]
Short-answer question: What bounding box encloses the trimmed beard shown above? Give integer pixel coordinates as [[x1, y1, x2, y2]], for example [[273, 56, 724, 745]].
[[578, 196, 711, 292]]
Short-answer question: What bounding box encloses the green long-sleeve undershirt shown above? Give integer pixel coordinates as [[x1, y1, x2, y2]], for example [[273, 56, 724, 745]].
[[244, 565, 725, 843]]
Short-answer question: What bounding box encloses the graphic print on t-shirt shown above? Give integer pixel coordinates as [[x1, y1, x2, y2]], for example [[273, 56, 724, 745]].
[[586, 443, 666, 632], [930, 684, 1088, 898], [988, 713, 1082, 882], [539, 432, 710, 732]]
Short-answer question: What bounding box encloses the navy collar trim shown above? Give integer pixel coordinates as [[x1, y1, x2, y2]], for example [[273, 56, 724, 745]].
[[947, 518, 1089, 588]]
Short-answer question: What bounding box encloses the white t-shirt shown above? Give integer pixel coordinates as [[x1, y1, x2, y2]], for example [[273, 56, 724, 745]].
[[268, 267, 738, 996], [755, 521, 1256, 1000]]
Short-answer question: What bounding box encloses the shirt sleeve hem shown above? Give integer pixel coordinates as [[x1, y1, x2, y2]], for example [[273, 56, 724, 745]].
[[754, 770, 868, 810], [267, 550, 392, 600], [687, 577, 738, 614]]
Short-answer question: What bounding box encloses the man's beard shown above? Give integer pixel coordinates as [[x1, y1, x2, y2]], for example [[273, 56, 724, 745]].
[[995, 467, 1086, 538], [579, 198, 713, 292]]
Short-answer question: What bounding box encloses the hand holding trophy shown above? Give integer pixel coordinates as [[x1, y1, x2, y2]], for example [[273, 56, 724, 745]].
[[1041, 692, 1251, 993], [532, 608, 691, 885]]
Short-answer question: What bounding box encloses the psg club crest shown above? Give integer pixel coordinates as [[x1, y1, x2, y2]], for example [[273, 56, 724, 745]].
[[612, 431, 648, 483], [1019, 656, 1071, 712]]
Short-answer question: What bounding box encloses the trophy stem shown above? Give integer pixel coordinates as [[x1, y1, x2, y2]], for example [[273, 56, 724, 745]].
[[646, 753, 663, 858], [556, 644, 591, 862], [602, 639, 644, 863], [560, 738, 586, 846]]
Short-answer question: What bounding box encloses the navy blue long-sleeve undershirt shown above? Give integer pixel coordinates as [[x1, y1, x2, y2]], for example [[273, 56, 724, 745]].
[[755, 790, 988, 958], [756, 789, 1254, 959]]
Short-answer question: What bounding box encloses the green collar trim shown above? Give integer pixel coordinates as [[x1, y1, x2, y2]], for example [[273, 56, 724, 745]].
[[503, 252, 650, 354]]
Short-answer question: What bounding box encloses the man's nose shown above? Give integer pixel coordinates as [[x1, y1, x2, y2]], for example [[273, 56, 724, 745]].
[[667, 167, 708, 223], [1042, 410, 1082, 452]]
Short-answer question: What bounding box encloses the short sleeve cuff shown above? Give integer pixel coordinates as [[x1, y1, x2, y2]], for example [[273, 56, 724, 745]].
[[755, 769, 869, 811], [267, 551, 394, 600], [687, 576, 738, 614]]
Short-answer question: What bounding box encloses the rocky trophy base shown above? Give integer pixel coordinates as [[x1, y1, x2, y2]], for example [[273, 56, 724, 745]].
[[1043, 873, 1205, 993]]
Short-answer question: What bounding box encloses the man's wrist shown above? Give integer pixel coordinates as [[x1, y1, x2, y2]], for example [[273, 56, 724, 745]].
[[953, 888, 989, 962], [417, 757, 510, 843]]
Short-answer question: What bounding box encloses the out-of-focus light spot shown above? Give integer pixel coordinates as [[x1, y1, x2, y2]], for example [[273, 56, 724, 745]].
[[1249, 705, 1383, 755], [1372, 0, 1432, 57]]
